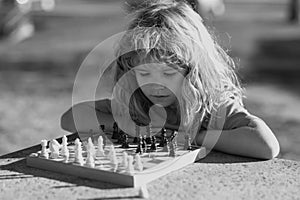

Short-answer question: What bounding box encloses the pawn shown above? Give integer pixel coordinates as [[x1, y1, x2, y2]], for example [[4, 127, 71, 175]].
[[127, 155, 134, 175], [87, 137, 96, 158], [159, 128, 167, 147], [133, 137, 138, 143], [111, 154, 118, 172], [61, 135, 69, 162], [117, 130, 125, 144], [121, 135, 129, 148], [122, 151, 128, 168], [108, 145, 116, 162], [40, 140, 49, 159], [86, 153, 95, 168], [150, 136, 157, 152], [184, 135, 193, 150], [142, 135, 147, 152], [96, 136, 105, 157], [112, 122, 120, 139], [74, 139, 84, 166], [136, 139, 143, 155], [134, 154, 143, 172]]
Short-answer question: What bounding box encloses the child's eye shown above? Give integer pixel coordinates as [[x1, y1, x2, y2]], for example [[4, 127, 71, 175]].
[[164, 72, 177, 76], [139, 72, 150, 76]]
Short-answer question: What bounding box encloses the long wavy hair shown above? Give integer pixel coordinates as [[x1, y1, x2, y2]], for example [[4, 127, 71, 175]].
[[112, 0, 243, 132]]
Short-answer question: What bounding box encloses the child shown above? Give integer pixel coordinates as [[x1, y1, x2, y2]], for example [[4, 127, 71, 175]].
[[61, 0, 280, 159]]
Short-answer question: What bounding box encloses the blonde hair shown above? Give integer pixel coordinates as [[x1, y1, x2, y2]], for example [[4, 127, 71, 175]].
[[114, 0, 243, 131]]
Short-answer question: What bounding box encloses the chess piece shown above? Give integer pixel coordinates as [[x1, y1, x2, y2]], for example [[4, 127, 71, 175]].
[[136, 139, 143, 155], [74, 138, 84, 166], [134, 154, 143, 171], [121, 134, 130, 148], [96, 136, 105, 157], [87, 137, 96, 158], [112, 122, 120, 139], [100, 125, 105, 132], [171, 130, 178, 149], [49, 139, 60, 159], [98, 125, 107, 148], [184, 135, 193, 150], [133, 137, 138, 143], [142, 135, 147, 152], [159, 128, 167, 147], [40, 140, 49, 159], [61, 135, 69, 162], [111, 152, 118, 172], [86, 153, 95, 168], [150, 136, 157, 152], [127, 155, 134, 175], [108, 145, 116, 163], [117, 130, 125, 144]]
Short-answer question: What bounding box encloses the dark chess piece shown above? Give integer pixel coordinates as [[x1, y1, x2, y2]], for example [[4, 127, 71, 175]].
[[184, 135, 193, 150], [150, 136, 157, 151], [121, 134, 129, 148], [136, 139, 143, 155], [146, 137, 151, 144], [112, 122, 120, 139], [170, 130, 178, 149], [100, 125, 105, 132], [142, 135, 147, 152], [133, 137, 138, 143], [159, 128, 167, 147], [117, 130, 125, 144]]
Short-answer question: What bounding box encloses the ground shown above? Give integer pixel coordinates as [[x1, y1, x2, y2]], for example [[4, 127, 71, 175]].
[[0, 0, 299, 161]]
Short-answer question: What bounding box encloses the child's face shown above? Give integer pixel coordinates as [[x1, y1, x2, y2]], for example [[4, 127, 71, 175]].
[[133, 63, 185, 107]]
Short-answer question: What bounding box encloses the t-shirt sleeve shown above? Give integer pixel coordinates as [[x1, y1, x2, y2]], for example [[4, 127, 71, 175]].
[[94, 99, 112, 114], [222, 97, 253, 130], [200, 97, 254, 130]]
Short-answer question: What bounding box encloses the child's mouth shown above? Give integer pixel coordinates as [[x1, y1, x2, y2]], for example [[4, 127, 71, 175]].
[[151, 95, 169, 98]]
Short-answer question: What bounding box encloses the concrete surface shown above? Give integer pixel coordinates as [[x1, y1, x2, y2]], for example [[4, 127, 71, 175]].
[[0, 134, 299, 200]]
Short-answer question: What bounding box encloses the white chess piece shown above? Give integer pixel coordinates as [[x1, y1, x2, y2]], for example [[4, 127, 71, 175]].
[[108, 145, 116, 162], [122, 151, 128, 168], [75, 139, 84, 166], [87, 137, 95, 158], [96, 136, 105, 157], [134, 154, 143, 172], [40, 140, 49, 159], [86, 153, 95, 168], [111, 153, 118, 172], [127, 155, 134, 175], [61, 135, 69, 162], [49, 139, 60, 159]]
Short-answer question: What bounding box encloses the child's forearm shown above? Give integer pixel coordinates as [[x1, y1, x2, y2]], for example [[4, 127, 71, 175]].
[[196, 119, 280, 159]]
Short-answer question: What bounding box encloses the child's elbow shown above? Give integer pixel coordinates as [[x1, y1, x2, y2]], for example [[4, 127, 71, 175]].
[[262, 139, 280, 159], [253, 119, 280, 159]]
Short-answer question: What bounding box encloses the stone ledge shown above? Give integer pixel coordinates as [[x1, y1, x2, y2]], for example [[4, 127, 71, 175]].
[[0, 134, 299, 200]]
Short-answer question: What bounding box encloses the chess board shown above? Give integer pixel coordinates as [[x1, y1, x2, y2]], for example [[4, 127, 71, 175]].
[[26, 134, 206, 188]]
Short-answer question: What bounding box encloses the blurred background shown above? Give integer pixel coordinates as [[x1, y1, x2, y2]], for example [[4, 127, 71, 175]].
[[0, 0, 299, 161]]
